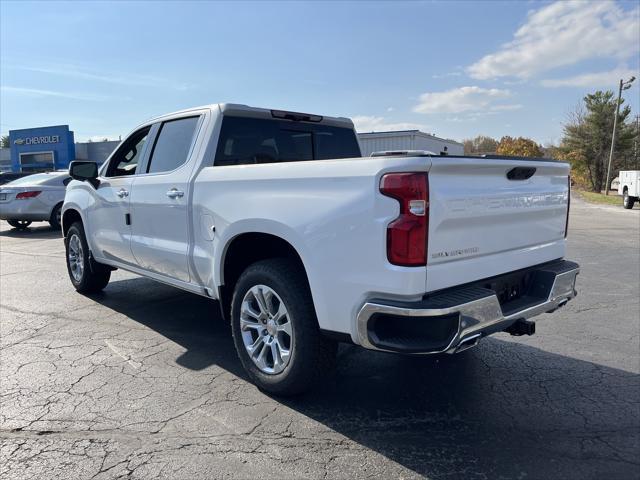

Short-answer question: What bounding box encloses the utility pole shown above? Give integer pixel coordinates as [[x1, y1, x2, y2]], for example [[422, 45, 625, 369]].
[[605, 76, 635, 195]]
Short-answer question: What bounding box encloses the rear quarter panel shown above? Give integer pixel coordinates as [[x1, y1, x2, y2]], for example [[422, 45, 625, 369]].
[[191, 157, 430, 337]]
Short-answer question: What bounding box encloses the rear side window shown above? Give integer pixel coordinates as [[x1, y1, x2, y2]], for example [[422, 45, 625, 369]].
[[214, 116, 361, 166], [147, 116, 200, 174]]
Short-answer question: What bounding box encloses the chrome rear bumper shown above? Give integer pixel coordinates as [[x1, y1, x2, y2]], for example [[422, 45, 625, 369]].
[[356, 260, 579, 354]]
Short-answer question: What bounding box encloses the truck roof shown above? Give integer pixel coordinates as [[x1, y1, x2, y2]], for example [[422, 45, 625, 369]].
[[145, 103, 355, 129]]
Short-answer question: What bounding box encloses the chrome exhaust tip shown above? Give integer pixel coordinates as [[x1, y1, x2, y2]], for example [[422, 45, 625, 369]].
[[454, 333, 482, 353]]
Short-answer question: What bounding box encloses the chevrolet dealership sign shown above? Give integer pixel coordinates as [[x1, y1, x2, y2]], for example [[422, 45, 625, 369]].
[[8, 125, 75, 173], [14, 135, 61, 146]]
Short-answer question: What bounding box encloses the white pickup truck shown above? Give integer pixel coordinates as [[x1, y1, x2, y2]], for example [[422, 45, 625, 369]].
[[63, 103, 579, 395]]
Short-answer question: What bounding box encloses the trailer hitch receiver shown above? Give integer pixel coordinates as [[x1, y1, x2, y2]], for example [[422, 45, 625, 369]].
[[505, 319, 536, 336]]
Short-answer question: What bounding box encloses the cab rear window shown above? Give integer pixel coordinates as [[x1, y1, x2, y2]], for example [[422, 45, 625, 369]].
[[214, 116, 361, 166]]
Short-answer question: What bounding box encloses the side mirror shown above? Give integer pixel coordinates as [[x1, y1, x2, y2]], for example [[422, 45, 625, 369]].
[[69, 161, 99, 187]]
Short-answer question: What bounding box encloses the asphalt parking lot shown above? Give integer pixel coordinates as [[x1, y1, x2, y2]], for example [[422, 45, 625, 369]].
[[0, 197, 638, 480]]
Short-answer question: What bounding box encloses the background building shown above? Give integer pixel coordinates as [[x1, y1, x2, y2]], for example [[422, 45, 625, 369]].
[[1, 125, 120, 172], [357, 130, 463, 156], [8, 125, 75, 172], [75, 140, 121, 164]]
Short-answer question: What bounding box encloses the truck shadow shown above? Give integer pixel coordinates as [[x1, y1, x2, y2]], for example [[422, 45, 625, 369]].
[[98, 277, 639, 479], [92, 276, 243, 375]]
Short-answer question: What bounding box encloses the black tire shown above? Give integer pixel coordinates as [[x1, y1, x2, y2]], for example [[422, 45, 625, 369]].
[[65, 222, 111, 293], [7, 220, 32, 229], [49, 203, 62, 230], [230, 258, 337, 396], [623, 191, 635, 209]]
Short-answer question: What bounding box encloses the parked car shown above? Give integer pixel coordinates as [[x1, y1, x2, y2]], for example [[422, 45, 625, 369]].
[[617, 170, 640, 209], [62, 103, 579, 395], [0, 172, 71, 229], [0, 171, 32, 186], [611, 176, 620, 190]]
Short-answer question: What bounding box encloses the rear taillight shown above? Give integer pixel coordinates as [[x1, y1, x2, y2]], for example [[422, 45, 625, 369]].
[[565, 175, 570, 238], [380, 172, 429, 266], [15, 191, 41, 200]]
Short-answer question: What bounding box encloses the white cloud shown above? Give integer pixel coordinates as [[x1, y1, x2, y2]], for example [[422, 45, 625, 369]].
[[444, 103, 523, 124], [541, 66, 639, 88], [352, 115, 428, 133], [445, 117, 472, 123], [0, 86, 115, 101], [431, 71, 462, 79], [468, 1, 640, 79], [413, 86, 517, 114], [489, 104, 523, 112]]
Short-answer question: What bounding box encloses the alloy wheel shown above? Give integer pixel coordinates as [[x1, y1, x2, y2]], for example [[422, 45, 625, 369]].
[[67, 234, 84, 282], [240, 284, 293, 374]]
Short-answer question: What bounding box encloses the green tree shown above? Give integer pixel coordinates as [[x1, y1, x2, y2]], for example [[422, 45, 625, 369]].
[[561, 90, 636, 192], [463, 135, 498, 155], [496, 136, 543, 158], [1, 135, 9, 148]]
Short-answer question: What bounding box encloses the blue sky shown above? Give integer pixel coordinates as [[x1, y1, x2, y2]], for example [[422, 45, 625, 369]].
[[1, 0, 639, 144]]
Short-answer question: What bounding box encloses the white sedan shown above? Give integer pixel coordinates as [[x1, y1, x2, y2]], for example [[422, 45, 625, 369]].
[[0, 172, 71, 230]]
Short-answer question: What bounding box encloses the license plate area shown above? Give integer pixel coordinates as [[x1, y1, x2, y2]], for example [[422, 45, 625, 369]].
[[482, 270, 535, 306], [0, 193, 6, 201]]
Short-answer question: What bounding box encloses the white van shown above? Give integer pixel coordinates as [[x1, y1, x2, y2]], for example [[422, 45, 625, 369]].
[[618, 170, 640, 209]]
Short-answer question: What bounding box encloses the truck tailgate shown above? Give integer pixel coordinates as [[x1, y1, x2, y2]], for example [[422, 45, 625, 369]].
[[426, 157, 570, 292]]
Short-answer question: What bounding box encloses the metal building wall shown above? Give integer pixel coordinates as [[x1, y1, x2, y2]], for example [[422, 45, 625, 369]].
[[357, 131, 463, 156], [357, 133, 415, 156], [0, 148, 11, 171], [413, 135, 464, 155], [74, 141, 120, 164]]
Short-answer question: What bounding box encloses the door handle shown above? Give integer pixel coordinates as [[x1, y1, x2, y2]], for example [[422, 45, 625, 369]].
[[166, 188, 184, 199], [116, 188, 129, 198]]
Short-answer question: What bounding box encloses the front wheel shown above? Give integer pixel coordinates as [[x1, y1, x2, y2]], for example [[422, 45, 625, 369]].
[[623, 191, 635, 209], [230, 259, 337, 396], [7, 220, 32, 230], [65, 222, 111, 293]]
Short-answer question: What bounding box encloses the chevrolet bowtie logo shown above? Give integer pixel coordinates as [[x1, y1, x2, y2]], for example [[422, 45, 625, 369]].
[[13, 138, 25, 145]]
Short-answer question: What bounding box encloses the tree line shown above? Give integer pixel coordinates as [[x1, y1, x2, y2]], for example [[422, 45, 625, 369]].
[[463, 135, 543, 158], [463, 89, 639, 192]]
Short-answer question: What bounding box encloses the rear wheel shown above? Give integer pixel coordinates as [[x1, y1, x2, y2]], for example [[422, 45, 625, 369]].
[[230, 258, 337, 396], [65, 222, 111, 293], [7, 220, 32, 230], [623, 190, 636, 209], [49, 203, 62, 230]]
